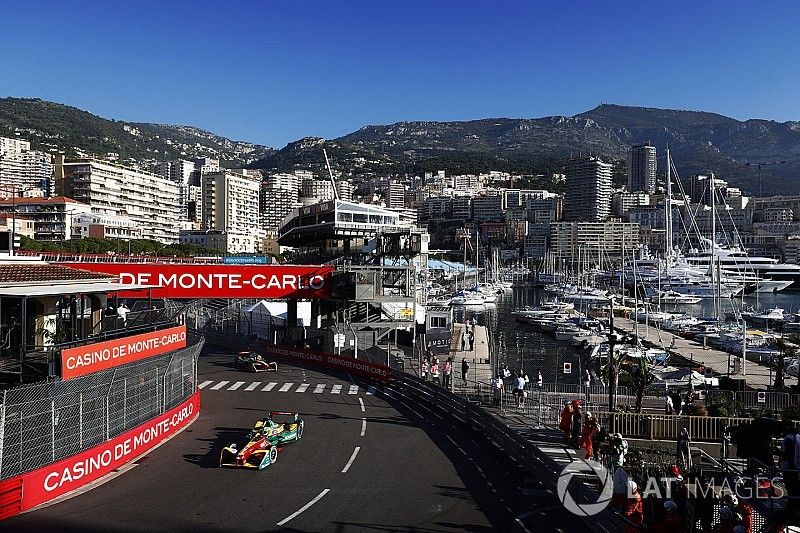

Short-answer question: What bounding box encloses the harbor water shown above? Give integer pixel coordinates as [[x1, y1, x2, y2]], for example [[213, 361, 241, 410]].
[[452, 287, 800, 386]]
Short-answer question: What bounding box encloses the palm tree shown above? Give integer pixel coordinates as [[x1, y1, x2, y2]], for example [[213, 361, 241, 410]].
[[628, 357, 655, 413]]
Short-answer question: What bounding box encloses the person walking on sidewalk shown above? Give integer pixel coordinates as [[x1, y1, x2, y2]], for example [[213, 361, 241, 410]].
[[468, 330, 475, 351], [461, 357, 470, 386], [460, 331, 466, 351]]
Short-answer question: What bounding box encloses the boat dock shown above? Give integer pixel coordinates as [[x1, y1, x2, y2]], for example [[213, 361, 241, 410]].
[[610, 316, 798, 390], [450, 322, 494, 387]]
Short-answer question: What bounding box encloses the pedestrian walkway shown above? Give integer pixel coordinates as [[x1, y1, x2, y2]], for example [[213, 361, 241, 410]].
[[450, 323, 493, 390], [611, 317, 797, 390], [197, 379, 394, 398]]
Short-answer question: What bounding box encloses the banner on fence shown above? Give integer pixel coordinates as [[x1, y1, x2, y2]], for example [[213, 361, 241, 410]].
[[264, 345, 391, 383], [59, 263, 334, 300], [60, 325, 188, 380], [0, 392, 199, 517]]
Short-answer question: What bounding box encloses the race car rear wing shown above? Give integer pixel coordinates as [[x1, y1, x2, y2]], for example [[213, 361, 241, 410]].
[[270, 411, 300, 421]]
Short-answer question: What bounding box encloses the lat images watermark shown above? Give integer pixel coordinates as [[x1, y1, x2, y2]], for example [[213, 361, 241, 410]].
[[557, 459, 786, 518], [556, 459, 614, 516]]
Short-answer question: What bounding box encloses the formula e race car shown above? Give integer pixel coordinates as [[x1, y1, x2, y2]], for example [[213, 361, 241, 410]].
[[219, 412, 304, 470], [235, 351, 277, 373]]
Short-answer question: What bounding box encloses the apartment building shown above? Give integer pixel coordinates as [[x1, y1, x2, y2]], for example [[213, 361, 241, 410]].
[[0, 196, 92, 241], [202, 171, 260, 251], [260, 186, 299, 234], [564, 157, 612, 222], [54, 157, 180, 242], [0, 137, 52, 196], [549, 221, 639, 260], [627, 143, 657, 193], [472, 194, 503, 222]]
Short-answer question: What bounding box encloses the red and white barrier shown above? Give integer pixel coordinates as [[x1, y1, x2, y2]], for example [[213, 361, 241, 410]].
[[0, 392, 200, 520], [264, 345, 391, 383]]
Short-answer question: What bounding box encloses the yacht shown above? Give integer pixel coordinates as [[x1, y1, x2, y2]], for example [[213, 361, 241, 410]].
[[650, 290, 702, 305], [684, 243, 800, 290]]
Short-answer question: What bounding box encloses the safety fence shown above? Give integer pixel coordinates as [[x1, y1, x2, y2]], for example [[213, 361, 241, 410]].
[[0, 333, 204, 480], [390, 370, 625, 532]]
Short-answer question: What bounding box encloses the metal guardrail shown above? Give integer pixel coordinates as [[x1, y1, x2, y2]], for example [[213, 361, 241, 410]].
[[390, 370, 625, 532]]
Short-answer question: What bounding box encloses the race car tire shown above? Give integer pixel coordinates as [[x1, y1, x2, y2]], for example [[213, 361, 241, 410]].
[[296, 421, 304, 440], [268, 445, 278, 465]]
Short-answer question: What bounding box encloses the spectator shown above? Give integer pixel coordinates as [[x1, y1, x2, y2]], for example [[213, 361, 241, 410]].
[[665, 392, 674, 415], [117, 302, 130, 325], [621, 480, 643, 532], [430, 361, 440, 386], [571, 403, 583, 448], [421, 359, 429, 381], [471, 316, 478, 329], [461, 357, 469, 386], [443, 358, 453, 389], [460, 332, 466, 351], [492, 373, 503, 407], [649, 500, 683, 533], [523, 371, 530, 387], [468, 330, 475, 351], [536, 368, 543, 388], [583, 369, 591, 390], [673, 391, 683, 416], [580, 411, 600, 460], [513, 373, 525, 407], [559, 402, 574, 444]]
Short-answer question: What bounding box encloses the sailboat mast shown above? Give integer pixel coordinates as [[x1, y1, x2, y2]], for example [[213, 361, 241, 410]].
[[665, 147, 672, 256]]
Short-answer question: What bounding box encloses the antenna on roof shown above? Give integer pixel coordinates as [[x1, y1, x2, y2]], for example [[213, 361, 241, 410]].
[[323, 149, 340, 201]]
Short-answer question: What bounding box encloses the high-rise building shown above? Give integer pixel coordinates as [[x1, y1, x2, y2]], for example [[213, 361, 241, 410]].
[[153, 159, 195, 186], [472, 194, 503, 222], [0, 137, 53, 196], [201, 171, 260, 238], [267, 173, 302, 195], [386, 181, 405, 208], [564, 157, 612, 222], [627, 143, 657, 193], [336, 180, 354, 202], [260, 186, 299, 234], [55, 157, 180, 242], [300, 178, 335, 201]]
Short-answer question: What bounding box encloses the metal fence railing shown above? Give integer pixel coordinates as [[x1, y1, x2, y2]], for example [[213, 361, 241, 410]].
[[0, 334, 204, 480]]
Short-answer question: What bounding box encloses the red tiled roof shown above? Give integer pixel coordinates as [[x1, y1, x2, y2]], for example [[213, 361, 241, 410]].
[[0, 263, 115, 283], [0, 196, 85, 205]]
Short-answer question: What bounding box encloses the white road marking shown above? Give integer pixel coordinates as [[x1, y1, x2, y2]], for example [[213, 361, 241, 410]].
[[358, 398, 365, 412], [279, 383, 294, 392], [366, 385, 376, 395], [210, 381, 229, 390], [276, 488, 331, 526], [313, 384, 325, 394], [295, 383, 309, 393], [245, 382, 261, 391], [227, 381, 246, 391], [341, 446, 361, 473], [198, 380, 213, 389], [348, 385, 359, 395], [263, 382, 278, 392], [360, 418, 366, 437], [331, 384, 342, 394], [383, 387, 393, 398]]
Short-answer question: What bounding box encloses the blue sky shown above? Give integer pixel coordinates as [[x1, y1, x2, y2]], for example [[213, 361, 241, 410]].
[[1, 1, 798, 148]]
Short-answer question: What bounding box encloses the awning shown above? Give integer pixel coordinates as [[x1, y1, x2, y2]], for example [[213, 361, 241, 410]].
[[0, 282, 153, 297]]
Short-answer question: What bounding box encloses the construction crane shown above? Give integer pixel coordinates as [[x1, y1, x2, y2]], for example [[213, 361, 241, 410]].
[[323, 148, 339, 201], [743, 160, 787, 197]]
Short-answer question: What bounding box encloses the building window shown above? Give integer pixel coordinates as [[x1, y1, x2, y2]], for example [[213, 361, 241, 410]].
[[430, 316, 447, 328]]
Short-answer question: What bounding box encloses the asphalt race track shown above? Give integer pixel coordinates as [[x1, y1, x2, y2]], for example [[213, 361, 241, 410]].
[[2, 348, 581, 532]]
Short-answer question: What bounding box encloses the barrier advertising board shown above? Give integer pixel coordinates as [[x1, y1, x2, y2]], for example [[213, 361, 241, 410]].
[[59, 263, 334, 300], [0, 392, 199, 517], [264, 345, 391, 383], [60, 325, 187, 380]]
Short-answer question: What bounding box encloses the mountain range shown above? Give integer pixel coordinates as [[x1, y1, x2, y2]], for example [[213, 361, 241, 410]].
[[2, 97, 799, 195]]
